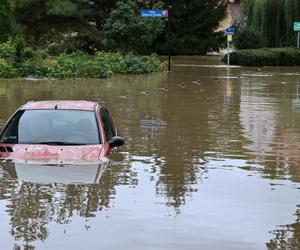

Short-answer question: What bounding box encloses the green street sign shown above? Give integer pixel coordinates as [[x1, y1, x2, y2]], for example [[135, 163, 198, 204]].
[[294, 22, 300, 31]]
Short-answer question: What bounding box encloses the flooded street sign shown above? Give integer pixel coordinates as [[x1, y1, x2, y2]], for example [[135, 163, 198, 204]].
[[294, 22, 300, 48]]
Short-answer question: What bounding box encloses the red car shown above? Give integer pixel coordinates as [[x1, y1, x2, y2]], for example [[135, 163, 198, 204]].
[[0, 100, 124, 162]]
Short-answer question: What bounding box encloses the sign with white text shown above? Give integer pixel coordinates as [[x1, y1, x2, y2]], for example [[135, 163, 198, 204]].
[[141, 9, 168, 17]]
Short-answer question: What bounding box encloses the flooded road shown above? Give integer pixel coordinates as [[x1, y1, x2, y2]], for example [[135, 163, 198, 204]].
[[1, 56, 300, 249]]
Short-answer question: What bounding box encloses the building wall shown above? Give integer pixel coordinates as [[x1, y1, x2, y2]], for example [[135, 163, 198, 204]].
[[218, 0, 241, 31]]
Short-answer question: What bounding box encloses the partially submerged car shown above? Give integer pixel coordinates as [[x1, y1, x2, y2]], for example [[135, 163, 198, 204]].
[[0, 100, 124, 161]]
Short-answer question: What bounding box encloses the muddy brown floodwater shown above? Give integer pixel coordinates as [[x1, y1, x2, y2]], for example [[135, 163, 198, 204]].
[[1, 56, 300, 250]]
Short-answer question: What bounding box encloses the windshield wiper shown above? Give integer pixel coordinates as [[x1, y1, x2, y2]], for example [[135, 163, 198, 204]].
[[36, 141, 87, 146]]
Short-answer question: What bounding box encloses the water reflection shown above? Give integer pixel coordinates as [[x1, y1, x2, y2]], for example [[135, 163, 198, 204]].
[[0, 154, 136, 246], [267, 209, 300, 250], [1, 160, 108, 184]]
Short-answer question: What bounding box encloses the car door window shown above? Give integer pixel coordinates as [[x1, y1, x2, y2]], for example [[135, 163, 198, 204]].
[[104, 108, 116, 136], [100, 108, 116, 142]]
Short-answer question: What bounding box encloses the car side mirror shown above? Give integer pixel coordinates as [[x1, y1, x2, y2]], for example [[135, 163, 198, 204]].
[[108, 136, 124, 148]]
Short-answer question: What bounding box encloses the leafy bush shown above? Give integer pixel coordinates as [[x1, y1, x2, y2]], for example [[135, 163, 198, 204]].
[[48, 52, 111, 78], [222, 48, 300, 66], [0, 58, 16, 77], [94, 52, 165, 74], [22, 58, 55, 77], [0, 40, 15, 60], [116, 54, 165, 74], [94, 52, 120, 73], [0, 41, 165, 78]]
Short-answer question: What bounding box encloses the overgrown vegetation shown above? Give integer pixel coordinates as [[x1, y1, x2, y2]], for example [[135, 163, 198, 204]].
[[0, 0, 16, 42], [0, 0, 230, 78], [239, 0, 300, 48], [0, 0, 228, 55], [222, 48, 300, 67], [0, 40, 165, 78], [157, 0, 227, 55], [103, 1, 165, 54], [13, 0, 117, 53]]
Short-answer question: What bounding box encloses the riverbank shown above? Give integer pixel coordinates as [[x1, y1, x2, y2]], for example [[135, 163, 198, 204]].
[[0, 41, 165, 79]]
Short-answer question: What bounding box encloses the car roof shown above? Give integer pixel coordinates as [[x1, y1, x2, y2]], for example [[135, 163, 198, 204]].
[[21, 100, 100, 111]]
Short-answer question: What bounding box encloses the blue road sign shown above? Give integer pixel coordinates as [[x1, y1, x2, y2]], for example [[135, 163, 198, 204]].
[[141, 9, 168, 17], [294, 22, 300, 31], [225, 27, 234, 35]]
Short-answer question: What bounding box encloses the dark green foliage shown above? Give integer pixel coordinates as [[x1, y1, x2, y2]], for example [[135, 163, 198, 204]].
[[156, 0, 227, 55], [0, 1, 16, 42], [5, 0, 228, 56], [103, 1, 165, 54], [13, 0, 116, 52], [222, 48, 300, 66], [241, 0, 300, 47], [235, 27, 266, 49], [14, 37, 25, 66]]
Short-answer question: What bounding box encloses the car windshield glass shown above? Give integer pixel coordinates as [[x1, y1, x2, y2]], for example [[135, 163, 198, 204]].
[[0, 110, 101, 145]]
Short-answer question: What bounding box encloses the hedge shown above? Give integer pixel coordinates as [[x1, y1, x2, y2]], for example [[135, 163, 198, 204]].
[[222, 48, 300, 67]]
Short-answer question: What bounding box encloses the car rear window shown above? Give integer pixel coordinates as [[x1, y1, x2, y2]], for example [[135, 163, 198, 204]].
[[0, 110, 101, 145]]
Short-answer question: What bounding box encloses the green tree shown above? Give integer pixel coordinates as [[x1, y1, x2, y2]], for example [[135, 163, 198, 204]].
[[12, 0, 117, 53], [235, 27, 266, 49], [0, 0, 16, 41], [157, 0, 228, 55], [241, 0, 300, 47], [103, 1, 165, 54]]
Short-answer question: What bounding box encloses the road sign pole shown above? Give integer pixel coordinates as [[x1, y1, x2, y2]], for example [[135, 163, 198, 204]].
[[141, 8, 170, 69], [168, 15, 171, 71], [167, 1, 172, 72], [225, 27, 234, 68], [227, 40, 230, 68]]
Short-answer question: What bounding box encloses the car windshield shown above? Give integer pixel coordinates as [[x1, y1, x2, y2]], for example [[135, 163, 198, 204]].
[[0, 110, 101, 145]]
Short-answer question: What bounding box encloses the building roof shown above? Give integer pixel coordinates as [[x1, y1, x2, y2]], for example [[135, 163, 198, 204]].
[[21, 100, 98, 111]]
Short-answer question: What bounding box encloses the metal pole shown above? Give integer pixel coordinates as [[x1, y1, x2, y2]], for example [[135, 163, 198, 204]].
[[298, 31, 300, 49], [227, 40, 230, 68], [167, 2, 172, 72]]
